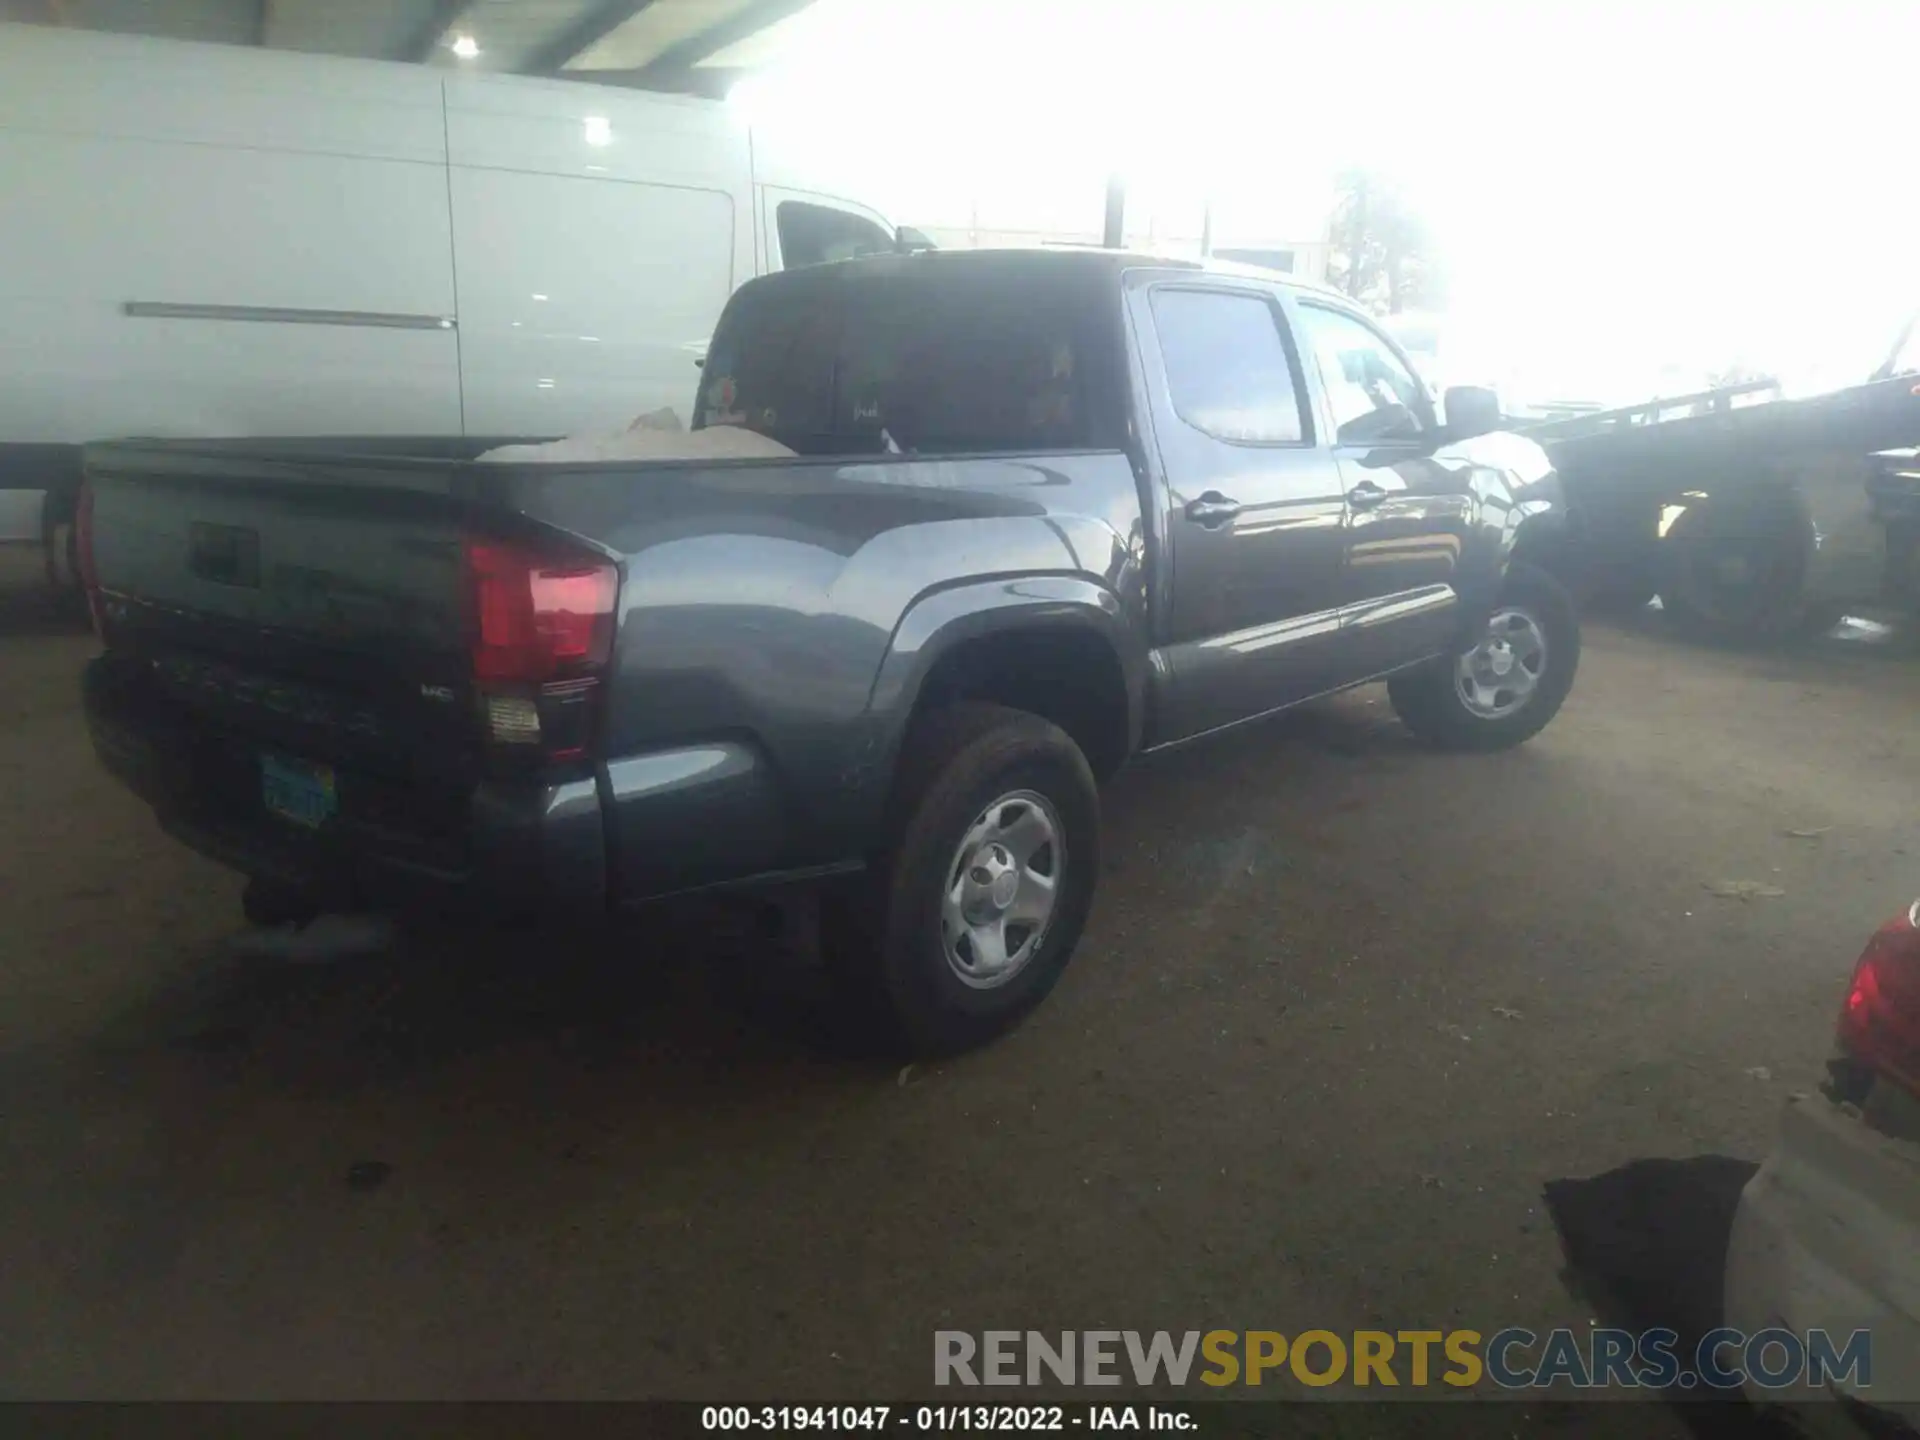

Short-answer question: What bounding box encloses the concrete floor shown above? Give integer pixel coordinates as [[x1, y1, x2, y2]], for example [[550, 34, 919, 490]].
[[4, 550, 1917, 1425]]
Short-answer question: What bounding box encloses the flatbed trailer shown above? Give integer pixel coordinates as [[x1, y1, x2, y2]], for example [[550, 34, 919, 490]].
[[1521, 371, 1920, 641]]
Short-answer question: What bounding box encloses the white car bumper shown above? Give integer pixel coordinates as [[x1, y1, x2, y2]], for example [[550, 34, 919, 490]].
[[1724, 1093, 1920, 1426]]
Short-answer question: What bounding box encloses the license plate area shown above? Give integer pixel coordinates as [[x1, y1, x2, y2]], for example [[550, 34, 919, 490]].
[[261, 753, 337, 829]]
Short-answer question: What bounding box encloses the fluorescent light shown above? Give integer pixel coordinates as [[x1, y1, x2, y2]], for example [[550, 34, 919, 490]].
[[583, 116, 612, 147], [450, 34, 480, 59]]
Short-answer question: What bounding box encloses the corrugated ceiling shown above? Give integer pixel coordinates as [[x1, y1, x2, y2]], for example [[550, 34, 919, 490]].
[[0, 0, 810, 87]]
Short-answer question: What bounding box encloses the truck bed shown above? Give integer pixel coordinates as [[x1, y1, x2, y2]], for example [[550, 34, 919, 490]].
[[80, 434, 1145, 908]]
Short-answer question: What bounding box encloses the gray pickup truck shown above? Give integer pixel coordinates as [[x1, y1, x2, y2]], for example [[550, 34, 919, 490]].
[[80, 249, 1576, 1053]]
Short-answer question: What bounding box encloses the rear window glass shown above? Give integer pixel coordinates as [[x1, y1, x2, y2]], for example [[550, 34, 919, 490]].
[[697, 281, 838, 444], [697, 263, 1119, 457]]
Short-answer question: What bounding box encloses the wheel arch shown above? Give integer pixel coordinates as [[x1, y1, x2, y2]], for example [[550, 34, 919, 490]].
[[867, 576, 1147, 791]]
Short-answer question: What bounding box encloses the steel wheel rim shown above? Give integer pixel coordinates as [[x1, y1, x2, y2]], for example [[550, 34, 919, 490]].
[[939, 789, 1065, 990], [1456, 605, 1548, 720]]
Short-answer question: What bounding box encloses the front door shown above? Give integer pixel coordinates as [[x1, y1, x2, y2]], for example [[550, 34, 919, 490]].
[[1134, 281, 1351, 743], [1290, 300, 1478, 680]]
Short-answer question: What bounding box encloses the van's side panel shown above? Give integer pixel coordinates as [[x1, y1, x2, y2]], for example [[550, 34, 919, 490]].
[[444, 75, 753, 434], [0, 24, 446, 161], [0, 25, 461, 446]]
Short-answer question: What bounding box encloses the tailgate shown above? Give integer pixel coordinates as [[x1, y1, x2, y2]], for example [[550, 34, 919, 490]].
[[83, 438, 488, 788]]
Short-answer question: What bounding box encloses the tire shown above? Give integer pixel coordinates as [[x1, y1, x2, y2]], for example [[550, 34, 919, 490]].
[[1657, 498, 1816, 645], [820, 702, 1100, 1057], [1388, 561, 1581, 751]]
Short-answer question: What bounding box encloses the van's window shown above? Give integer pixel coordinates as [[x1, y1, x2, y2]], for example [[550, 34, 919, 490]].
[[700, 262, 1121, 456], [1149, 288, 1308, 444], [1296, 304, 1429, 444], [776, 202, 894, 269]]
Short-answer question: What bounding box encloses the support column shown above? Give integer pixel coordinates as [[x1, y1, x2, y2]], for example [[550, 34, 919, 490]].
[[1102, 175, 1126, 249]]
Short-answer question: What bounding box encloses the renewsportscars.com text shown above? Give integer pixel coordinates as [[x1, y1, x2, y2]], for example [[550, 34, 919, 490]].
[[934, 1328, 1872, 1391]]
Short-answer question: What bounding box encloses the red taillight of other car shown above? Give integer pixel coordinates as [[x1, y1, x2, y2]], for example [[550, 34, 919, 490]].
[[75, 480, 102, 634], [1837, 902, 1920, 1096], [463, 534, 619, 764]]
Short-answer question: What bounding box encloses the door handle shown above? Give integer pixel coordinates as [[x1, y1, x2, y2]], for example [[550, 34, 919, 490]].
[[1185, 492, 1242, 528], [1346, 480, 1390, 510]]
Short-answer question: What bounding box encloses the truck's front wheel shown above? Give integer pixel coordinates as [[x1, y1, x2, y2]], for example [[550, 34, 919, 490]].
[[822, 703, 1100, 1056], [1387, 561, 1581, 750]]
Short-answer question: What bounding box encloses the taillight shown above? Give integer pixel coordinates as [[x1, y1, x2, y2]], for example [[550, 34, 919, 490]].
[[75, 480, 102, 634], [462, 534, 619, 764], [1837, 902, 1920, 1095]]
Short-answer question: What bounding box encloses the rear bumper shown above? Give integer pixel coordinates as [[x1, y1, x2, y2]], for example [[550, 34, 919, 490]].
[[1723, 1095, 1920, 1418], [84, 652, 823, 915], [84, 654, 606, 916]]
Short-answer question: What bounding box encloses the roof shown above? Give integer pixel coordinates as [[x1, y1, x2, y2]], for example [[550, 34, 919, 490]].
[[743, 245, 1347, 300], [0, 0, 814, 96]]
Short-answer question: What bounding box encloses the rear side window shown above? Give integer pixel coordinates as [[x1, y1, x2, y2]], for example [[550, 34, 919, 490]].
[[699, 263, 1121, 456], [776, 201, 894, 269], [1149, 288, 1308, 444]]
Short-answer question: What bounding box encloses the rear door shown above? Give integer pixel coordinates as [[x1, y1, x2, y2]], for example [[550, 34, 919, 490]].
[[443, 73, 755, 434], [1289, 298, 1477, 679], [1131, 277, 1349, 743]]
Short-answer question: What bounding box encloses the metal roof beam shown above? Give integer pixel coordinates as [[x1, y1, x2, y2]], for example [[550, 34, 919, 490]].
[[520, 0, 659, 74], [626, 0, 810, 85], [401, 0, 474, 63]]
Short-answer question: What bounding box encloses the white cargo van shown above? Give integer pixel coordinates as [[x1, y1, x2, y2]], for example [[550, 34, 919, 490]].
[[0, 22, 897, 553]]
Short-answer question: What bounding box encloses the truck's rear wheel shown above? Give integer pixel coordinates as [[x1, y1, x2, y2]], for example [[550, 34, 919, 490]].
[[821, 702, 1100, 1057], [1387, 561, 1580, 751]]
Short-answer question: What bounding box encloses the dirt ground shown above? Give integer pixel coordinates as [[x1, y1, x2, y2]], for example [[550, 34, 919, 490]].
[[3, 543, 1917, 1430]]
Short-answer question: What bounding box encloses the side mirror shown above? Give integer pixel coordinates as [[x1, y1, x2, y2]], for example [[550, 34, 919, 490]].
[[1443, 385, 1502, 437], [894, 225, 937, 253]]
